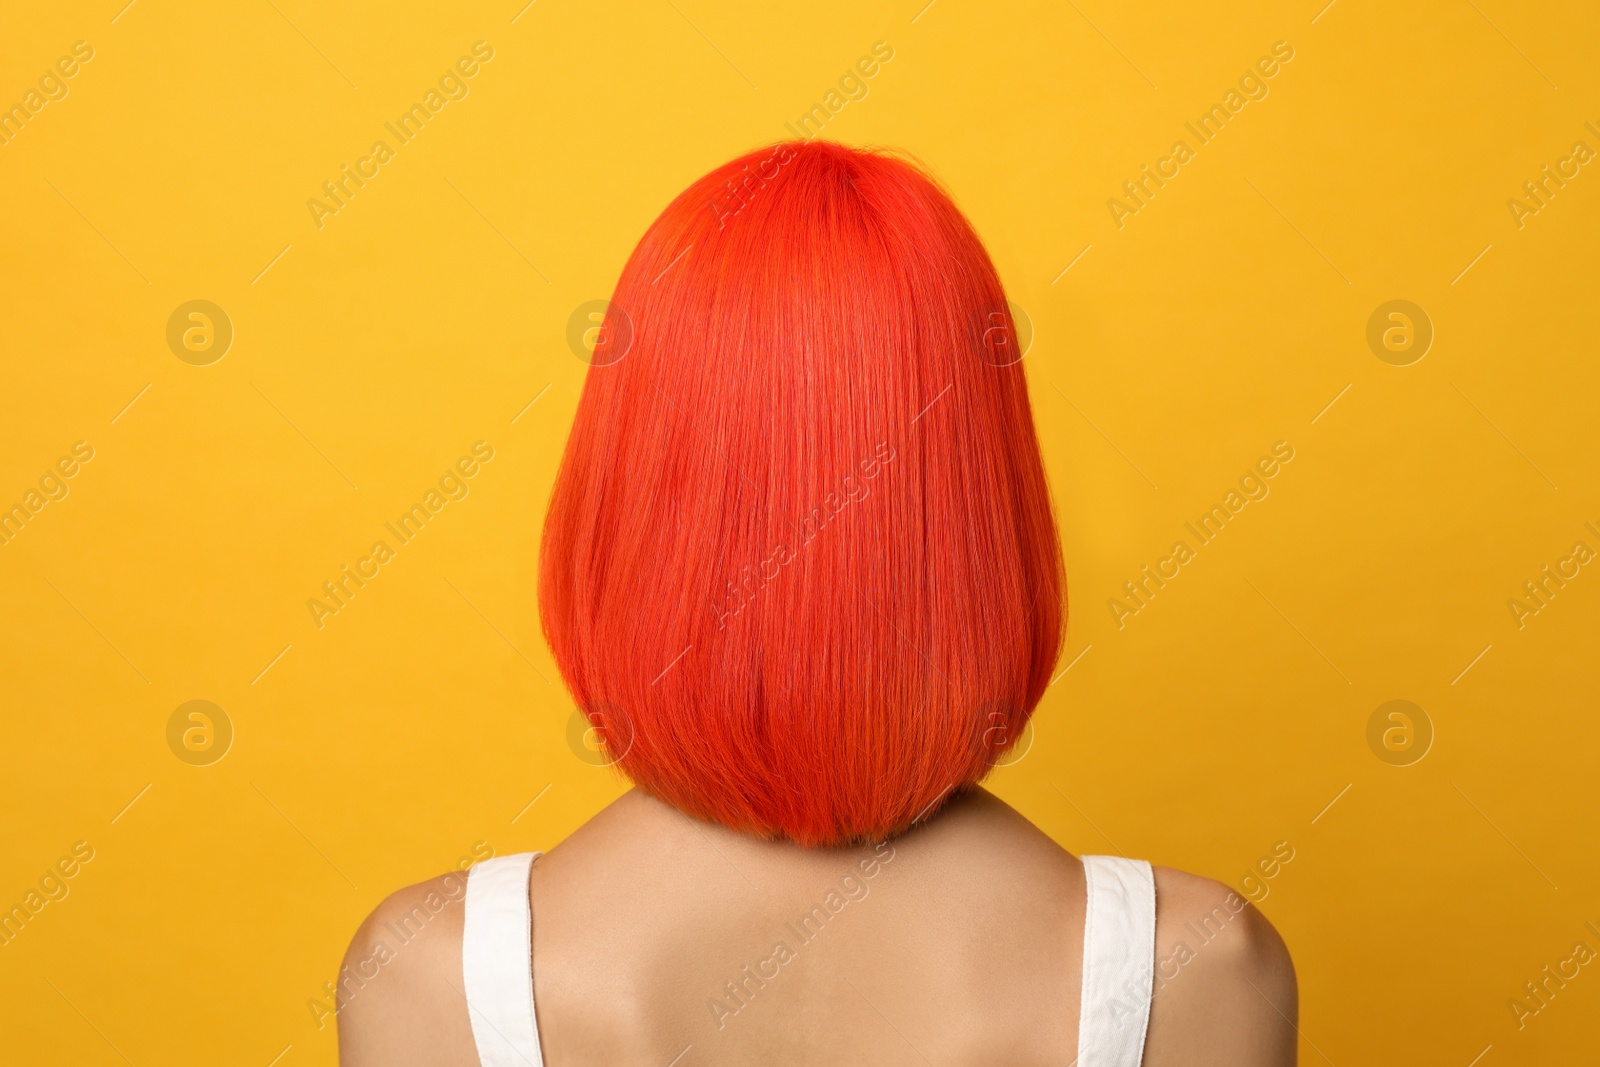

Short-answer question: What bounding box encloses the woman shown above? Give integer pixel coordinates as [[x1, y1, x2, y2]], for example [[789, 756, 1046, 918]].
[[339, 140, 1297, 1066]]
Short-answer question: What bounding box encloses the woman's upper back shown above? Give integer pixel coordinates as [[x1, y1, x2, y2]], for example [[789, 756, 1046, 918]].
[[338, 789, 1297, 1066]]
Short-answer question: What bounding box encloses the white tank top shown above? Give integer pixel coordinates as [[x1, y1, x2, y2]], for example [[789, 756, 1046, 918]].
[[462, 851, 1156, 1067]]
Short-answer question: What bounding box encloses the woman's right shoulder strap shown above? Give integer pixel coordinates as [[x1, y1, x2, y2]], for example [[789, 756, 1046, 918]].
[[1076, 855, 1157, 1067], [462, 851, 545, 1067]]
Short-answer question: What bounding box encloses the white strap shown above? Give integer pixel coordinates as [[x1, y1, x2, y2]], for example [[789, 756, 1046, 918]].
[[463, 852, 545, 1067], [1077, 855, 1156, 1067]]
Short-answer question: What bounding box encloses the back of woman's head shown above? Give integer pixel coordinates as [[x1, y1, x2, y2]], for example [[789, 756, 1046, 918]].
[[540, 140, 1064, 847]]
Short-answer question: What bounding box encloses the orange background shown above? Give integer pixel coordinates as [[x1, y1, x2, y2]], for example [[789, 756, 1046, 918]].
[[2, 0, 1597, 1063]]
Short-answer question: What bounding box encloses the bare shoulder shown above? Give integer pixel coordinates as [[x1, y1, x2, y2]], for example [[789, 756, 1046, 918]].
[[336, 873, 478, 1067], [1144, 867, 1298, 1067]]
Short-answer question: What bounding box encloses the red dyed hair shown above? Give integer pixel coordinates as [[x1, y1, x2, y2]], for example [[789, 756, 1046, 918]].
[[539, 141, 1064, 846]]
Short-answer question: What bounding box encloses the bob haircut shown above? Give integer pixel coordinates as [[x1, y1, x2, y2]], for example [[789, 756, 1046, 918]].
[[540, 140, 1064, 847]]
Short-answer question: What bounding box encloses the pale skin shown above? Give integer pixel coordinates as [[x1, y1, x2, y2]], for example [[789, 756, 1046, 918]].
[[338, 786, 1297, 1066]]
